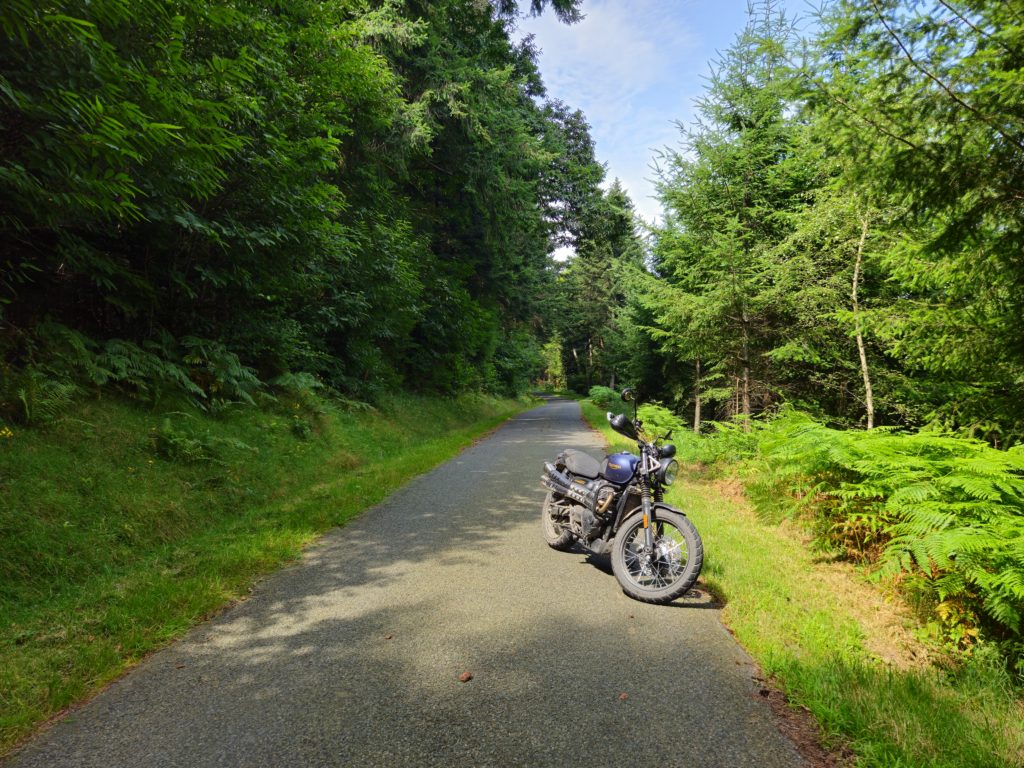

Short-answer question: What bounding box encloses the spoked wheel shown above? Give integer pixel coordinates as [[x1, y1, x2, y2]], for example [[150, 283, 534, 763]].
[[541, 491, 576, 551], [611, 508, 703, 604]]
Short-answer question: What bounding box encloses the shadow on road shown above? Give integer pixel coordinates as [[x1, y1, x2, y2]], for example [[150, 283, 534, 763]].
[[8, 398, 797, 768]]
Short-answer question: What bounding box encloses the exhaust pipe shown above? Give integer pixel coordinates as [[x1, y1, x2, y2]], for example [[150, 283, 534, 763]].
[[541, 462, 593, 507]]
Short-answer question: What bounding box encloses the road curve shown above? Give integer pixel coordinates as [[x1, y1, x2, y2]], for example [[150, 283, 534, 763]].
[[6, 398, 803, 768]]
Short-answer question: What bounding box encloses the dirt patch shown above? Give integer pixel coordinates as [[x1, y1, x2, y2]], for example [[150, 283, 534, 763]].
[[754, 673, 856, 768]]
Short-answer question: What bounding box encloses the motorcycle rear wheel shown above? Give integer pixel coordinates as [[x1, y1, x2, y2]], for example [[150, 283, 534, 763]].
[[611, 508, 703, 604], [541, 491, 576, 551]]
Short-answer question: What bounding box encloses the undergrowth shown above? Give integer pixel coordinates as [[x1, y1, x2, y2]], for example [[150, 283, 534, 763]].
[[678, 409, 1024, 671]]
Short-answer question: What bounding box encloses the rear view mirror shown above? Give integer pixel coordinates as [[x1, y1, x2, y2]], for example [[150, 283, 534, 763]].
[[621, 387, 634, 402]]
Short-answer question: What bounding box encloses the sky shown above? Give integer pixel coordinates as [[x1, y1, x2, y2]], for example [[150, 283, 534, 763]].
[[516, 0, 802, 227]]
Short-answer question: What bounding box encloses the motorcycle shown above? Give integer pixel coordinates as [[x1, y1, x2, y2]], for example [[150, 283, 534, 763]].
[[540, 388, 703, 604]]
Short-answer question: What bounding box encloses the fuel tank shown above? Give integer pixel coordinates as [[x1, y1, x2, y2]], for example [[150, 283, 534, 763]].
[[602, 452, 639, 484]]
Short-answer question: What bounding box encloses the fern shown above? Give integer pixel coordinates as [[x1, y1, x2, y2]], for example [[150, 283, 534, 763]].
[[94, 339, 205, 403], [14, 369, 78, 425], [152, 417, 257, 463], [181, 336, 260, 406], [637, 403, 687, 437], [702, 407, 1024, 647]]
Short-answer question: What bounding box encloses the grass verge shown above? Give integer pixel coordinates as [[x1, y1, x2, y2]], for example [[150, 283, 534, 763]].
[[581, 399, 1024, 768], [0, 392, 530, 755]]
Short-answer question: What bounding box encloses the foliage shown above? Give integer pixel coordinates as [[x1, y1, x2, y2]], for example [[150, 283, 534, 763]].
[[696, 409, 1024, 665], [538, 334, 566, 390], [4, 369, 78, 426], [555, 181, 648, 393], [0, 0, 588, 404], [806, 0, 1024, 441], [644, 1, 813, 423], [636, 402, 686, 438], [151, 416, 256, 463], [586, 385, 618, 410]]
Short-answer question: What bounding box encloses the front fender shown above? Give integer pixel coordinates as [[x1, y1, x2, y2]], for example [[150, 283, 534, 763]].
[[652, 502, 687, 518], [612, 500, 688, 534]]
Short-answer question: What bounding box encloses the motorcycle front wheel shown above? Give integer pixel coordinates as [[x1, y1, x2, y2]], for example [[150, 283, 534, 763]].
[[611, 508, 703, 604], [541, 491, 576, 551]]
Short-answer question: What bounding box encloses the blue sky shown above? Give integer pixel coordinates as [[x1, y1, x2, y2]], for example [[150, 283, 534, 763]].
[[516, 0, 804, 226]]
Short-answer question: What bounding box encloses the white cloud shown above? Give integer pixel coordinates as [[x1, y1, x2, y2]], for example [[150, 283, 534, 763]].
[[517, 0, 736, 225]]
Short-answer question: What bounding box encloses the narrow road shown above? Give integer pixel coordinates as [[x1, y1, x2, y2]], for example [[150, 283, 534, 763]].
[[7, 398, 803, 767]]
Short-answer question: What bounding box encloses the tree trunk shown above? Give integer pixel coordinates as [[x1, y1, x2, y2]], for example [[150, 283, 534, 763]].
[[609, 371, 615, 390], [740, 311, 751, 430], [853, 214, 875, 429], [693, 358, 702, 433], [587, 339, 594, 387]]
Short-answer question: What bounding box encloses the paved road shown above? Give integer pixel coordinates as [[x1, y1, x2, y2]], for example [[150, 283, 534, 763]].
[[6, 398, 803, 768]]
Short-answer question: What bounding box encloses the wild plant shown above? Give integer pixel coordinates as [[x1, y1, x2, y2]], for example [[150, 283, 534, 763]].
[[587, 385, 619, 410], [731, 409, 1024, 664]]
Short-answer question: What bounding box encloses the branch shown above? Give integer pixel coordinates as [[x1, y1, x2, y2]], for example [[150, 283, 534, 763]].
[[796, 68, 919, 150], [935, 1, 1011, 56], [868, 0, 1024, 153]]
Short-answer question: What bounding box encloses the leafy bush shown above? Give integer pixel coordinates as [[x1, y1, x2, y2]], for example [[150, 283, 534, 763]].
[[637, 402, 687, 438], [703, 408, 1024, 665], [9, 323, 268, 413], [679, 418, 761, 470], [588, 385, 619, 409]]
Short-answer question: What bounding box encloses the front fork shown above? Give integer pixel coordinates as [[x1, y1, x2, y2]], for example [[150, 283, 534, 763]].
[[640, 480, 655, 551]]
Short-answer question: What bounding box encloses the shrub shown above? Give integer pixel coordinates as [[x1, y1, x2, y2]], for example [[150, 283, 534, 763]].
[[703, 408, 1024, 665], [637, 402, 687, 437], [588, 385, 619, 410]]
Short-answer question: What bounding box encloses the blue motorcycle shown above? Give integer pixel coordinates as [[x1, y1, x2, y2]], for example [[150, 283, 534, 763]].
[[540, 388, 703, 603]]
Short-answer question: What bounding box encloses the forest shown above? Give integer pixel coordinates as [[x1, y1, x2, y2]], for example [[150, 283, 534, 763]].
[[1, 0, 1023, 755]]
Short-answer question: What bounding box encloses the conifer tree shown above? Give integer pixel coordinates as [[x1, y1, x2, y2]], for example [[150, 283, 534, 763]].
[[648, 2, 809, 422]]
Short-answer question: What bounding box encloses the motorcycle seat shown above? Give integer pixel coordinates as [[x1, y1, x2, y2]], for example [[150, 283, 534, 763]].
[[559, 449, 602, 479]]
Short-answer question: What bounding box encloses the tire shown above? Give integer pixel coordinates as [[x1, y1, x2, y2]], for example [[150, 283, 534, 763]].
[[541, 491, 576, 551], [611, 507, 703, 604]]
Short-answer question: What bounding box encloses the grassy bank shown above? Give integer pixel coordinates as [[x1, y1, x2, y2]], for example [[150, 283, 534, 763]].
[[580, 400, 1024, 767], [0, 392, 529, 754]]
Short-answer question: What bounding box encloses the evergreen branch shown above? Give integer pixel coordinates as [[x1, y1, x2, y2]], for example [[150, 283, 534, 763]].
[[868, 0, 1024, 153]]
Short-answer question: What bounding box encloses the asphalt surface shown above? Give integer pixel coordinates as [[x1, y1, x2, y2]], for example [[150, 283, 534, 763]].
[[6, 398, 804, 768]]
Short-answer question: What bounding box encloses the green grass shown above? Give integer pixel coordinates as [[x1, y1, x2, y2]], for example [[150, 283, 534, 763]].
[[580, 399, 1024, 768], [0, 392, 530, 755]]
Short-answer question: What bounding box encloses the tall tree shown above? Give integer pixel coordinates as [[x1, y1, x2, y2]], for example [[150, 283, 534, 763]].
[[556, 181, 646, 392], [648, 2, 810, 423], [811, 0, 1024, 439], [0, 0, 595, 403]]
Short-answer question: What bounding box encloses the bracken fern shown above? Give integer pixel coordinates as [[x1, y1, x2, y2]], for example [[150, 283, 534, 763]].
[[707, 408, 1024, 666]]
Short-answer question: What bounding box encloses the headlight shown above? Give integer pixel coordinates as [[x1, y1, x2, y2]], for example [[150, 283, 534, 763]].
[[657, 459, 679, 487]]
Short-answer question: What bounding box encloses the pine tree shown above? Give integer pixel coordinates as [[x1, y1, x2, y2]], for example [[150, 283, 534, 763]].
[[648, 2, 809, 423]]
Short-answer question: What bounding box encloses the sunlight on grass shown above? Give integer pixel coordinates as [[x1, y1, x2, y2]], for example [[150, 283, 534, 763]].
[[0, 393, 530, 754], [580, 399, 1024, 768]]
